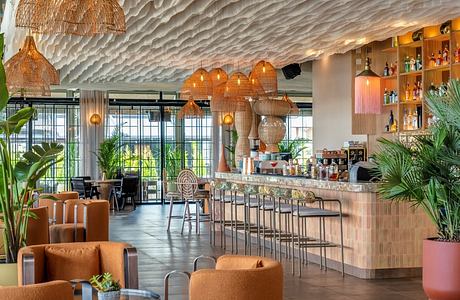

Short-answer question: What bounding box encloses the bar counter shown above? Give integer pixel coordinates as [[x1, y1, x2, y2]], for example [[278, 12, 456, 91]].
[[215, 172, 436, 279]]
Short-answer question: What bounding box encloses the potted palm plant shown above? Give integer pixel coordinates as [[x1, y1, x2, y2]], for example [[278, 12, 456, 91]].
[[94, 128, 121, 179], [373, 80, 460, 300], [0, 33, 63, 284], [90, 273, 121, 300]]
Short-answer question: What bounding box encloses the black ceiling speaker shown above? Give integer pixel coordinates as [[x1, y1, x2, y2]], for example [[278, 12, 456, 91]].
[[282, 63, 301, 80]]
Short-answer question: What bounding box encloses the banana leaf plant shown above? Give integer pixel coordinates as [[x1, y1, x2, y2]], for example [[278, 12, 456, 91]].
[[0, 34, 64, 263], [94, 127, 121, 179]]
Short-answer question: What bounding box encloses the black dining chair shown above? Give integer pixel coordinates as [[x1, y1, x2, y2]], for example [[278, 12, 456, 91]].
[[71, 177, 100, 199], [110, 176, 139, 210]]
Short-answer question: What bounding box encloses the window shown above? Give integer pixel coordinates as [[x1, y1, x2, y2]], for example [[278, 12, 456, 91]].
[[283, 107, 313, 164]]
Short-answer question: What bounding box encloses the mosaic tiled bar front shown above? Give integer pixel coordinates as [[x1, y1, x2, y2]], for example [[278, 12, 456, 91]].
[[215, 173, 436, 279]]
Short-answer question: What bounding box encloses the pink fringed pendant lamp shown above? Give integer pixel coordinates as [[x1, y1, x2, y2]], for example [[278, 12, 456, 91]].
[[354, 57, 382, 114]]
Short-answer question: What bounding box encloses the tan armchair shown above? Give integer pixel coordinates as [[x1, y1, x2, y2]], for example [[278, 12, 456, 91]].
[[39, 192, 79, 224], [26, 207, 50, 245], [189, 255, 283, 300], [0, 280, 74, 300], [49, 200, 109, 243], [18, 242, 138, 289]]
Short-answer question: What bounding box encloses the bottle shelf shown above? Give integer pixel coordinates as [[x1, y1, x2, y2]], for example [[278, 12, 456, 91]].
[[381, 47, 397, 53], [382, 75, 397, 79], [400, 100, 423, 105], [424, 33, 450, 42], [399, 40, 423, 48], [400, 70, 423, 76], [383, 103, 398, 107], [425, 65, 450, 72], [452, 62, 460, 67]]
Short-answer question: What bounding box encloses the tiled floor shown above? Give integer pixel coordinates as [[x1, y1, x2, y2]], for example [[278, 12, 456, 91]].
[[110, 205, 426, 300]]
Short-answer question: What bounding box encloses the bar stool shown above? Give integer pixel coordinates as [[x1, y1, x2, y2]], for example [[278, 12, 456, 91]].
[[243, 184, 262, 255], [292, 189, 345, 277], [258, 186, 277, 259], [272, 187, 295, 263], [209, 179, 230, 247], [229, 183, 246, 254]]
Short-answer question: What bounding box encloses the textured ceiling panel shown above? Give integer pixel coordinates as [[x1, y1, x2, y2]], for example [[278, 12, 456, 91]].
[[2, 0, 460, 91]]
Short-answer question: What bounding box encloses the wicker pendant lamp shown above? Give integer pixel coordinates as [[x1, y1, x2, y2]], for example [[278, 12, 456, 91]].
[[283, 93, 299, 116], [249, 72, 267, 98], [4, 36, 60, 96], [188, 68, 212, 99], [251, 60, 278, 96], [209, 68, 228, 87], [177, 96, 204, 119], [224, 72, 253, 99], [16, 0, 126, 36]]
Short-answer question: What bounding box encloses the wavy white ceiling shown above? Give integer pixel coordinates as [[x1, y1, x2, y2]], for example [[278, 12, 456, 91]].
[[2, 0, 460, 92]]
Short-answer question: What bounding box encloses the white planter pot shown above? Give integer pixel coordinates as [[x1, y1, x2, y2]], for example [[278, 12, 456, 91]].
[[98, 290, 121, 300]]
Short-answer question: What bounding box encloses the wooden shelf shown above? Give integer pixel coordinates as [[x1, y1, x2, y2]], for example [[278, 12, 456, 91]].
[[400, 100, 423, 105], [424, 33, 450, 42], [400, 129, 423, 133], [399, 70, 423, 76], [399, 40, 423, 48], [425, 65, 450, 72], [382, 75, 397, 79], [452, 62, 460, 67], [382, 47, 397, 53], [383, 103, 398, 107]]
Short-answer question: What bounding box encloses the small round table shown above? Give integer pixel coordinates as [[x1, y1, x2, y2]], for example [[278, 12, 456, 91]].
[[74, 288, 160, 299]]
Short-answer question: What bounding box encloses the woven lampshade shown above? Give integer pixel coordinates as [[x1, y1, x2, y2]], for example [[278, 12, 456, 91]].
[[224, 72, 253, 98], [16, 0, 126, 36], [4, 36, 60, 97], [177, 96, 204, 119], [210, 82, 246, 112], [187, 68, 212, 99], [251, 60, 278, 96], [283, 93, 299, 116], [180, 77, 193, 100], [209, 68, 228, 87], [248, 71, 267, 98]]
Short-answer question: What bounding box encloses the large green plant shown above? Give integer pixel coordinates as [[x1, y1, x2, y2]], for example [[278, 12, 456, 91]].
[[164, 144, 185, 179], [0, 34, 63, 263], [278, 139, 310, 159], [374, 80, 460, 242], [94, 128, 121, 179]]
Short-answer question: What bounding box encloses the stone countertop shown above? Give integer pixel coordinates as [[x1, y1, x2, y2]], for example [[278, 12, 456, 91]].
[[215, 172, 380, 193]]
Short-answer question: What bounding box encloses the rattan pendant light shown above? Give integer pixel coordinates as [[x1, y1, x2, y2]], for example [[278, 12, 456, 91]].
[[188, 68, 212, 99], [177, 96, 204, 119], [209, 68, 228, 87], [16, 0, 126, 36], [4, 36, 60, 96], [224, 72, 253, 99], [249, 72, 266, 98], [282, 93, 299, 116], [251, 60, 278, 96]]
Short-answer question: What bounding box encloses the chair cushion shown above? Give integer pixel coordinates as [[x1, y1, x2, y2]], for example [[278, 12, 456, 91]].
[[216, 256, 265, 270], [293, 207, 340, 217], [49, 224, 85, 243], [45, 245, 100, 282]]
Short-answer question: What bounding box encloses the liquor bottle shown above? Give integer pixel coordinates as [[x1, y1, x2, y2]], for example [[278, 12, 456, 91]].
[[390, 119, 398, 132], [389, 110, 395, 130], [383, 88, 389, 104], [405, 83, 411, 102], [389, 91, 394, 104], [443, 46, 449, 65], [418, 81, 423, 101], [383, 62, 390, 76], [416, 53, 423, 70], [329, 159, 339, 181], [436, 50, 443, 66], [407, 109, 414, 130], [430, 52, 436, 67], [417, 106, 422, 129], [410, 56, 416, 71], [404, 56, 411, 73], [394, 91, 398, 103], [389, 63, 395, 75], [403, 108, 408, 130]]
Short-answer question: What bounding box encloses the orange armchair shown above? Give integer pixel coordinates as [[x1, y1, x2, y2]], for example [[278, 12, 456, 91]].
[[18, 242, 138, 289], [49, 200, 109, 243], [26, 207, 50, 245], [39, 192, 79, 224], [189, 255, 283, 300], [0, 280, 74, 300]]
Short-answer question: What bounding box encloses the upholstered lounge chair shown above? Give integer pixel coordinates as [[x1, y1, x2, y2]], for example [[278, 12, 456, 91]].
[[0, 280, 74, 300], [39, 192, 79, 224], [18, 241, 138, 289], [49, 200, 109, 243]]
